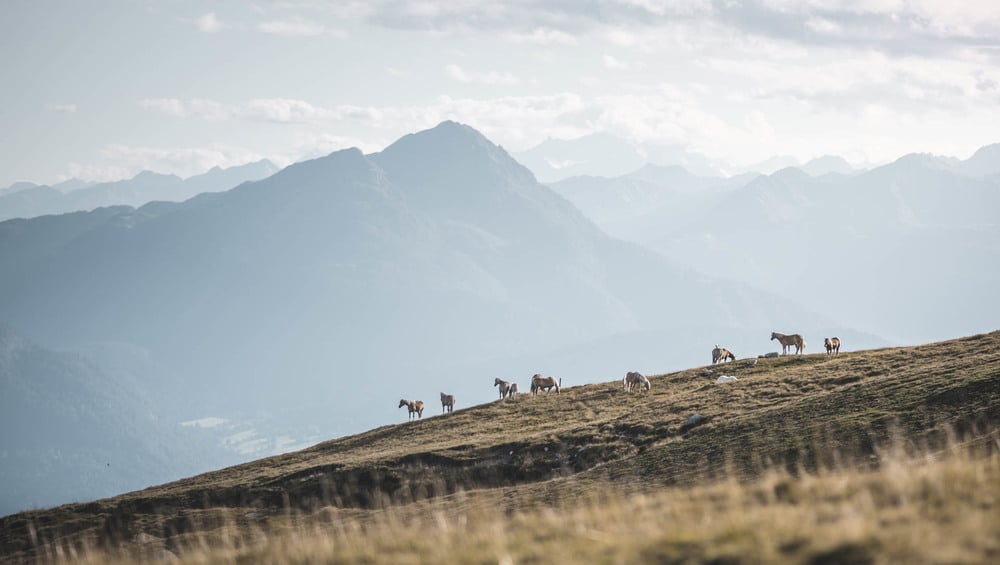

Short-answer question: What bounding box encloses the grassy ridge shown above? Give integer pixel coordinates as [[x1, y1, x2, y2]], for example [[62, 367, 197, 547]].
[[2, 331, 999, 563]]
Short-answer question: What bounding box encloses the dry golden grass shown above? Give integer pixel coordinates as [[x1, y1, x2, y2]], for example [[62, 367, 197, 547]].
[[3, 330, 999, 563], [37, 436, 1000, 564]]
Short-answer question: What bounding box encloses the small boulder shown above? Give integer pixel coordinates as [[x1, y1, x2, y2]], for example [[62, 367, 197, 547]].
[[686, 413, 705, 426]]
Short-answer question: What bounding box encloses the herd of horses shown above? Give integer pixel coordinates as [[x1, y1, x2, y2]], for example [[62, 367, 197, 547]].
[[398, 332, 842, 420]]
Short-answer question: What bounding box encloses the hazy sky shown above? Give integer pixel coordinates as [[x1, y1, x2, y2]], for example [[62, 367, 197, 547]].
[[2, 0, 999, 186]]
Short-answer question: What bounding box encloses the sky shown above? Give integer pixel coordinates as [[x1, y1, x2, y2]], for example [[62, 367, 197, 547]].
[[2, 0, 999, 187]]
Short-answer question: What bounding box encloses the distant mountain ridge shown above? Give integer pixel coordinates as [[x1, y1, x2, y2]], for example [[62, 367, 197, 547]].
[[518, 131, 1000, 183], [0, 123, 845, 467], [0, 160, 278, 221], [550, 151, 1000, 343]]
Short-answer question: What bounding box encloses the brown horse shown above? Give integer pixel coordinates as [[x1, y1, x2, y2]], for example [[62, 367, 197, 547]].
[[398, 399, 424, 420], [440, 392, 456, 413], [622, 371, 651, 392], [824, 337, 841, 356], [771, 332, 805, 355], [712, 345, 736, 364], [530, 374, 560, 395], [508, 383, 519, 397]]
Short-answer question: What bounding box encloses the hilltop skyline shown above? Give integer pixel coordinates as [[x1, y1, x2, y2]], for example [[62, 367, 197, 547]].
[[3, 1, 1000, 187]]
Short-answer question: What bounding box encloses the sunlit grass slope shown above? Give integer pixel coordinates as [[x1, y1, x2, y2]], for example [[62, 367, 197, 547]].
[[2, 330, 998, 563]]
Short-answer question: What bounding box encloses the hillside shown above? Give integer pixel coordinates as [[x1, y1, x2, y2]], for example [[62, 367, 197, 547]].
[[0, 328, 229, 517], [0, 122, 838, 463], [2, 330, 997, 562]]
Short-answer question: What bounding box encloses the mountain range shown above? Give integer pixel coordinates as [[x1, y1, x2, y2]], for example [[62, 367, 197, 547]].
[[514, 133, 869, 183], [0, 123, 870, 515], [0, 160, 278, 222], [5, 122, 993, 516], [550, 148, 1000, 343]]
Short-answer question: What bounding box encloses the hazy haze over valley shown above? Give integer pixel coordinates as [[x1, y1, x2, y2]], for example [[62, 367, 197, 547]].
[[2, 1, 999, 516]]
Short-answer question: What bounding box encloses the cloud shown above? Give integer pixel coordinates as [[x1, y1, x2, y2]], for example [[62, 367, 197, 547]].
[[48, 103, 78, 113], [445, 64, 520, 86], [602, 55, 628, 70], [505, 27, 578, 45], [196, 12, 223, 33], [352, 1, 1000, 58], [63, 163, 133, 183], [257, 17, 344, 37], [139, 98, 375, 123], [89, 144, 269, 180]]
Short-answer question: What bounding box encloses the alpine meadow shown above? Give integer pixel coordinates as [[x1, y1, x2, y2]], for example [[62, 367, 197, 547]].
[[2, 2, 1000, 564]]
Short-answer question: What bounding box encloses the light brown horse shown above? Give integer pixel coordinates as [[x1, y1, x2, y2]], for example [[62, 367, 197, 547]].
[[530, 374, 560, 395], [711, 345, 736, 364], [771, 332, 805, 355], [398, 399, 424, 420], [824, 337, 841, 356], [440, 392, 456, 413], [494, 377, 512, 399], [622, 371, 651, 392]]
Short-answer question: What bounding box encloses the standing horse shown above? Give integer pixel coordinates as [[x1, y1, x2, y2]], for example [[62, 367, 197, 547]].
[[622, 371, 651, 392], [530, 374, 560, 395], [494, 378, 512, 399], [824, 337, 841, 357], [440, 392, 456, 413], [712, 345, 736, 364], [398, 399, 424, 420], [771, 332, 805, 355], [508, 383, 519, 397]]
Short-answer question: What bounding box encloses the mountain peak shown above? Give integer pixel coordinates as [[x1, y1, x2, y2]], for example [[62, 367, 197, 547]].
[[802, 155, 854, 176], [373, 122, 535, 190], [958, 142, 1000, 177]]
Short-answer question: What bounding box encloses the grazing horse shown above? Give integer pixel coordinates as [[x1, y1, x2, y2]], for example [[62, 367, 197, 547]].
[[771, 332, 805, 355], [530, 374, 560, 395], [440, 392, 456, 413], [712, 345, 736, 364], [824, 337, 841, 357], [398, 399, 424, 420], [494, 378, 512, 399], [622, 371, 651, 392], [508, 383, 519, 397]]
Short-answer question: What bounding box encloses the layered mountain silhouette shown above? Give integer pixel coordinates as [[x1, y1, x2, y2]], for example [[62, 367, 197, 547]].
[[0, 160, 278, 221], [550, 164, 757, 241], [515, 133, 723, 182], [552, 151, 1000, 343], [0, 123, 839, 463]]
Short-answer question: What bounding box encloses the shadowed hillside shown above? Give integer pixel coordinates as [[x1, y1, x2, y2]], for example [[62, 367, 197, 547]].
[[2, 330, 997, 562]]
